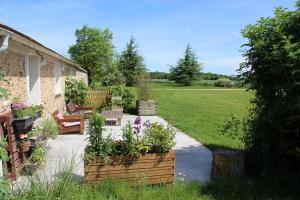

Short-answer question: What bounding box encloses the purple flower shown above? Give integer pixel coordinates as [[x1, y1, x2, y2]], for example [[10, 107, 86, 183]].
[[134, 116, 141, 125], [143, 120, 151, 129], [134, 116, 142, 140]]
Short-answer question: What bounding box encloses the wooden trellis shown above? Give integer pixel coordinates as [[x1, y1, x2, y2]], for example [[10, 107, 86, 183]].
[[85, 89, 111, 108]]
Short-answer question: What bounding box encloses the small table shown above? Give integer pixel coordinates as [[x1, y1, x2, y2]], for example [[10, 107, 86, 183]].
[[101, 110, 122, 126]]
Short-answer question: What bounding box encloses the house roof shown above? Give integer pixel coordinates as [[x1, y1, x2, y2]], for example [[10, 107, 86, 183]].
[[0, 23, 87, 73]]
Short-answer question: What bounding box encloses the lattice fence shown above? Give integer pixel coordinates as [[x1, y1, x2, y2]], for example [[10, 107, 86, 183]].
[[86, 89, 111, 108]]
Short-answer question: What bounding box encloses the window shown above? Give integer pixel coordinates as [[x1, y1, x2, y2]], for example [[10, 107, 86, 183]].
[[54, 63, 62, 95]]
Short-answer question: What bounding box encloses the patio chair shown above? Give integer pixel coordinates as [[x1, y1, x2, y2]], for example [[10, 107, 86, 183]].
[[66, 102, 94, 118], [52, 110, 84, 135]]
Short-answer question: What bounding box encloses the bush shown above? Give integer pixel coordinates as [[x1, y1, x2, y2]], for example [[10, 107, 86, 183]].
[[137, 76, 153, 101], [144, 122, 176, 153], [214, 79, 233, 88], [111, 84, 134, 110], [102, 70, 125, 86], [29, 117, 59, 139], [240, 2, 300, 191], [31, 143, 47, 165], [65, 77, 88, 105]]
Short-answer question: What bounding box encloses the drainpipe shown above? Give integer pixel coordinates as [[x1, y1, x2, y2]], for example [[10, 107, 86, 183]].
[[0, 33, 9, 52]]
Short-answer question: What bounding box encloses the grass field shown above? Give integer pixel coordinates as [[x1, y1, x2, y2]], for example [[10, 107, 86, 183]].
[[153, 84, 252, 150]]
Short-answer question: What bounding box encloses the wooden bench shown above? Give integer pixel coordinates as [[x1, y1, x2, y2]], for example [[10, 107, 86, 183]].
[[101, 110, 122, 126]]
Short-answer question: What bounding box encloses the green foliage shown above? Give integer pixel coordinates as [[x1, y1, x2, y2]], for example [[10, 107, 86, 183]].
[[31, 143, 47, 165], [111, 84, 135, 110], [118, 37, 146, 86], [214, 78, 234, 88], [102, 69, 125, 87], [0, 135, 8, 161], [29, 117, 59, 139], [65, 77, 88, 105], [10, 164, 206, 200], [13, 105, 43, 119], [85, 112, 111, 160], [169, 45, 201, 86], [220, 115, 244, 149], [144, 122, 176, 153], [121, 123, 139, 157], [148, 71, 169, 79], [240, 2, 300, 188], [137, 76, 153, 101], [0, 177, 10, 200], [68, 25, 114, 84]]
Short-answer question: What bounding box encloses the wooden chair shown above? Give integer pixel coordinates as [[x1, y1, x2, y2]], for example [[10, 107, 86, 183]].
[[52, 110, 84, 135], [66, 102, 94, 118]]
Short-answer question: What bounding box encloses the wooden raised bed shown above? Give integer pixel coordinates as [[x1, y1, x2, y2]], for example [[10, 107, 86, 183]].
[[136, 100, 157, 116], [84, 150, 175, 185]]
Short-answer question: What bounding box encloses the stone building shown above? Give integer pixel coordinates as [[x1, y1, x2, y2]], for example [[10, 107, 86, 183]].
[[0, 23, 88, 114]]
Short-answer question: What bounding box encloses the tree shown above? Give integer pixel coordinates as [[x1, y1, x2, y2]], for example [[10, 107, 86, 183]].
[[68, 25, 114, 84], [169, 45, 201, 85], [240, 1, 300, 192], [117, 37, 146, 86]]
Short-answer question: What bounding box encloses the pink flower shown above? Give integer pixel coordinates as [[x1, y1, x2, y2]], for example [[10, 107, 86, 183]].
[[19, 133, 26, 139]]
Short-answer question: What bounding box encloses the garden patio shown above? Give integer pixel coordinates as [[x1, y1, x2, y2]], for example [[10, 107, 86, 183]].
[[29, 114, 212, 185]]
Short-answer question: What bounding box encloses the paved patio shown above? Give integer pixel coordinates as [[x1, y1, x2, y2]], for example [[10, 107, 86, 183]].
[[39, 114, 212, 183]]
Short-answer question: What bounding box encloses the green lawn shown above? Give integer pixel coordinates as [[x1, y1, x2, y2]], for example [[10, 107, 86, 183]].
[[154, 88, 252, 149]]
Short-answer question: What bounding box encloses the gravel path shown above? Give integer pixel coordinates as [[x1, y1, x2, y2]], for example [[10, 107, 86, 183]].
[[36, 114, 212, 183]]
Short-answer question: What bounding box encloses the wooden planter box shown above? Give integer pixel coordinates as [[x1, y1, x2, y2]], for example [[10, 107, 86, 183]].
[[84, 150, 175, 185], [136, 100, 157, 116]]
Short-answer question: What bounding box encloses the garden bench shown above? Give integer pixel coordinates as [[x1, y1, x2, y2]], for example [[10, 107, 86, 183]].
[[52, 111, 84, 135]]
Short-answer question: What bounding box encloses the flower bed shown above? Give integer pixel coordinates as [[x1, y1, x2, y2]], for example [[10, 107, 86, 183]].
[[84, 113, 176, 185]]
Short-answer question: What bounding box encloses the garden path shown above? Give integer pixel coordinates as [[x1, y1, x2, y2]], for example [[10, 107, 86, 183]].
[[36, 114, 212, 183]]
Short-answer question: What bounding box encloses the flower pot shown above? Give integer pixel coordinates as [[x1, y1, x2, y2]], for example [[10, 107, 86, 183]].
[[13, 116, 34, 131], [84, 150, 175, 185], [19, 141, 30, 153], [136, 100, 157, 116]]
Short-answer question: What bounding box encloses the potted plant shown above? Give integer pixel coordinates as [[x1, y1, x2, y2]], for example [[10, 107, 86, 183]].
[[136, 76, 157, 116], [84, 113, 176, 185], [12, 105, 43, 131], [0, 136, 8, 177]]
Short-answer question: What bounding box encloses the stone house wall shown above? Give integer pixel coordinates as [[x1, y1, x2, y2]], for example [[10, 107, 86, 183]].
[[0, 40, 88, 114]]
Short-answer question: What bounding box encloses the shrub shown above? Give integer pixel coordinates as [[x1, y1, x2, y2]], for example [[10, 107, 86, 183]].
[[240, 2, 300, 191], [65, 77, 88, 105], [0, 135, 8, 161], [214, 79, 233, 88], [111, 84, 134, 110], [31, 143, 47, 165], [29, 117, 59, 139], [85, 112, 113, 161], [102, 70, 125, 86], [137, 76, 153, 101], [144, 122, 176, 153]]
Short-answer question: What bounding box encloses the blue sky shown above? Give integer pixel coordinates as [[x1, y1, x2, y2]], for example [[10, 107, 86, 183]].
[[0, 0, 296, 75]]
